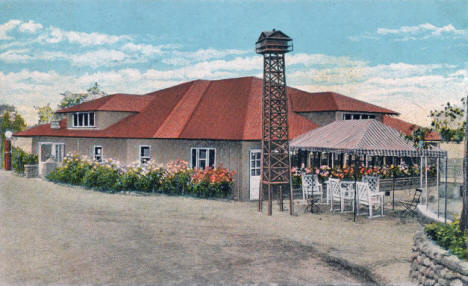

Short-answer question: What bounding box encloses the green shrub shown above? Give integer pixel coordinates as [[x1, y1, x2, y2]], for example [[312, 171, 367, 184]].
[[161, 170, 193, 195], [425, 217, 467, 259], [11, 147, 38, 174], [115, 166, 164, 192], [82, 165, 120, 192], [47, 154, 91, 185]]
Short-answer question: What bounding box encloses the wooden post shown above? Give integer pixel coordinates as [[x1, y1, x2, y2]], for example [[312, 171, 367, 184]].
[[445, 156, 448, 224], [392, 174, 395, 210], [437, 157, 440, 218], [464, 94, 468, 257], [425, 156, 428, 208], [4, 139, 11, 171], [259, 182, 263, 212], [289, 182, 294, 216], [279, 185, 283, 212], [353, 156, 357, 222], [268, 184, 272, 216]]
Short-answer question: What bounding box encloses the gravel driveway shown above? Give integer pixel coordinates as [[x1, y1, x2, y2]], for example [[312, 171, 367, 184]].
[[0, 171, 366, 285]]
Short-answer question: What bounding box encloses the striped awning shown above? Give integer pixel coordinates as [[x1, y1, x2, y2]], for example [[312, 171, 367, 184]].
[[290, 119, 447, 158]]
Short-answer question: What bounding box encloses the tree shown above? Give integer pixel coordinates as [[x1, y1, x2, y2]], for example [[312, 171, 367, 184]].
[[34, 103, 55, 124], [430, 97, 468, 253], [404, 126, 433, 149], [430, 99, 465, 143], [0, 104, 15, 115], [1, 110, 27, 168], [58, 82, 107, 109]]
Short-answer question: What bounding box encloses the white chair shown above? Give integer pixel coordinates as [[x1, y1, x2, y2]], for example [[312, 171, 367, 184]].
[[301, 174, 323, 202], [329, 179, 355, 212], [363, 175, 380, 193], [340, 181, 355, 213], [356, 182, 384, 218]]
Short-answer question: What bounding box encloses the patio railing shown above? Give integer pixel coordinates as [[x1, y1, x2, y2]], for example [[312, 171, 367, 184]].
[[379, 176, 437, 192]]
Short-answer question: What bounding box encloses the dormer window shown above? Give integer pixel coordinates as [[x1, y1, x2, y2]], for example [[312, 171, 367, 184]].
[[343, 113, 376, 120], [72, 112, 95, 127]]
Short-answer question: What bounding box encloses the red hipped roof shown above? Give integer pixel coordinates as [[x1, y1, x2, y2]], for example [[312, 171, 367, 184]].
[[383, 115, 441, 141], [16, 76, 401, 140]]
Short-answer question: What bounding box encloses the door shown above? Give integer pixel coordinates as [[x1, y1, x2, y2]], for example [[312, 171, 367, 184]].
[[39, 143, 64, 163], [249, 149, 261, 200]]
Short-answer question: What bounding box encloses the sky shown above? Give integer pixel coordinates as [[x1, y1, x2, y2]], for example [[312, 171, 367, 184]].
[[0, 0, 467, 126]]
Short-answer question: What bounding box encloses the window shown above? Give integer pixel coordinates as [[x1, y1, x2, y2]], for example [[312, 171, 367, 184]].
[[140, 146, 150, 164], [94, 146, 103, 162], [72, 112, 95, 127], [343, 113, 377, 120], [191, 148, 215, 169]]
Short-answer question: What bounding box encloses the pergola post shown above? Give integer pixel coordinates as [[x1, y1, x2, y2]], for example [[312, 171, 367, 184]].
[[437, 157, 440, 218], [425, 156, 428, 208], [420, 156, 424, 189], [445, 156, 448, 224]]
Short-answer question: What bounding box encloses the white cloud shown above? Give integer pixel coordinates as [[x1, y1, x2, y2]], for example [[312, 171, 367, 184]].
[[287, 53, 367, 67], [18, 20, 43, 33], [0, 19, 21, 40], [295, 62, 467, 126], [38, 26, 130, 46], [0, 49, 32, 63], [351, 23, 467, 42], [376, 23, 466, 41], [377, 23, 463, 36], [122, 43, 165, 56], [163, 48, 248, 65], [69, 49, 132, 68]]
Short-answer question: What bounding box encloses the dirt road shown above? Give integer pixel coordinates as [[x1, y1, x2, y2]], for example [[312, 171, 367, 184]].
[[0, 171, 365, 285]]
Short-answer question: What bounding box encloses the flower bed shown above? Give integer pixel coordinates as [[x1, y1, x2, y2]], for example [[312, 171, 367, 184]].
[[47, 154, 235, 198]]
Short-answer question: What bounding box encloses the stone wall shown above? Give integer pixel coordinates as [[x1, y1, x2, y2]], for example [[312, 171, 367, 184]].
[[24, 164, 38, 178], [410, 231, 468, 286]]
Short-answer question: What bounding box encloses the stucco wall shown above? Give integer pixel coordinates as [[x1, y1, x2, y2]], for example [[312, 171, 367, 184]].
[[297, 111, 337, 127], [20, 136, 262, 201], [439, 142, 464, 159], [65, 111, 135, 130], [297, 111, 383, 127], [29, 136, 129, 164], [12, 137, 33, 153], [124, 138, 250, 200], [335, 111, 383, 122]]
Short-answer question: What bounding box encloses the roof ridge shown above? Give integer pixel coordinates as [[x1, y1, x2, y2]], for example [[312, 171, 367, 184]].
[[354, 120, 373, 149], [152, 80, 211, 138], [241, 77, 258, 138], [178, 81, 213, 136], [329, 93, 342, 111], [150, 81, 195, 137]]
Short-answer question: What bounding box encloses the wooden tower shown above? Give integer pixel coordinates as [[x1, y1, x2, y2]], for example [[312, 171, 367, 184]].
[[255, 29, 294, 215]]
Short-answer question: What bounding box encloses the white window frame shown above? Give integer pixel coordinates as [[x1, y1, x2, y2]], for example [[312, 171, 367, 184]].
[[72, 112, 95, 128], [139, 145, 151, 164], [191, 147, 216, 169], [342, 113, 376, 120], [94, 145, 103, 162], [38, 142, 65, 163]]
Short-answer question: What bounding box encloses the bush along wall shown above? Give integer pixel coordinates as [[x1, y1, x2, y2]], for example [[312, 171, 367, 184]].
[[47, 154, 236, 198], [411, 227, 468, 286], [11, 146, 38, 174]]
